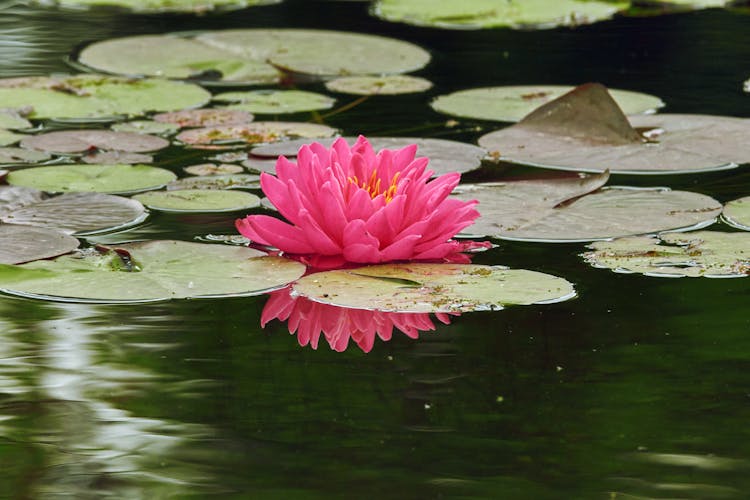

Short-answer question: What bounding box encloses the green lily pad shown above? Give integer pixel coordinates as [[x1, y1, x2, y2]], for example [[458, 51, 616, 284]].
[[0, 224, 79, 265], [153, 109, 253, 128], [7, 164, 177, 194], [111, 120, 180, 136], [324, 75, 433, 95], [0, 75, 211, 121], [431, 85, 665, 122], [29, 0, 281, 13], [251, 136, 486, 175], [78, 30, 430, 84], [133, 189, 260, 212], [582, 231, 750, 278], [20, 130, 169, 154], [167, 174, 260, 191], [371, 0, 629, 30], [0, 129, 24, 147], [176, 122, 337, 146], [0, 240, 307, 303], [183, 163, 244, 176], [0, 185, 146, 235], [0, 110, 32, 130], [293, 263, 576, 313], [0, 147, 51, 164], [478, 83, 750, 174], [214, 90, 335, 114], [452, 174, 723, 241], [722, 197, 750, 231]]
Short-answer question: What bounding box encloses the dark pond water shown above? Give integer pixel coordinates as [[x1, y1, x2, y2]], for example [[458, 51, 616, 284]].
[[1, 0, 750, 498]]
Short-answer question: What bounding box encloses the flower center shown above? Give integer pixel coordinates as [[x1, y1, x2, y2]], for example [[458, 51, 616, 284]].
[[349, 170, 400, 203]]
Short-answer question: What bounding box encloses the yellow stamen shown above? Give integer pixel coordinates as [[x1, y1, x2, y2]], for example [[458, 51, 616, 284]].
[[348, 170, 401, 203]]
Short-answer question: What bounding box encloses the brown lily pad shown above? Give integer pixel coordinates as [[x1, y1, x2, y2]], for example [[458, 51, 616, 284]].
[[82, 151, 154, 164], [176, 122, 337, 146], [20, 130, 169, 154], [0, 147, 51, 164], [0, 223, 80, 265], [153, 108, 254, 128]]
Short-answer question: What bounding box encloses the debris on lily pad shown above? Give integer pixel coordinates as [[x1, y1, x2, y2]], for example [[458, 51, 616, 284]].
[[722, 196, 750, 231], [28, 0, 281, 14], [431, 85, 664, 122], [183, 163, 245, 176], [478, 83, 750, 174], [176, 122, 337, 147], [371, 0, 629, 30], [293, 263, 576, 313], [167, 174, 260, 191], [0, 185, 147, 235], [251, 136, 487, 175], [77, 30, 430, 84], [111, 120, 180, 136], [324, 75, 433, 95], [7, 164, 177, 194], [0, 75, 211, 120], [81, 151, 154, 165], [133, 189, 260, 213], [0, 223, 79, 265], [213, 90, 335, 114], [0, 147, 51, 164], [582, 231, 750, 278], [451, 173, 723, 241], [0, 240, 307, 303], [20, 130, 169, 154], [153, 109, 254, 128]]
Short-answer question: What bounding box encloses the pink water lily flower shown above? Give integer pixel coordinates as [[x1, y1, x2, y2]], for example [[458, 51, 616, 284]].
[[262, 287, 455, 352], [236, 136, 486, 269]]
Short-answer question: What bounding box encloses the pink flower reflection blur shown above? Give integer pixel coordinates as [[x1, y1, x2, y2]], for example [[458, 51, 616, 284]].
[[262, 287, 457, 353]]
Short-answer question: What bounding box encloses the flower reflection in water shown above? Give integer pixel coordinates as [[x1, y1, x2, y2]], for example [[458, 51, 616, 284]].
[[262, 287, 457, 352]]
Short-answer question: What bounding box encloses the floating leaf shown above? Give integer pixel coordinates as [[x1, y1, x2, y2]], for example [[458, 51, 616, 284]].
[[0, 129, 24, 147], [28, 0, 281, 13], [242, 156, 282, 174], [371, 0, 629, 29], [478, 83, 750, 174], [133, 189, 260, 212], [0, 75, 211, 120], [214, 90, 335, 114], [20, 130, 169, 154], [582, 231, 750, 278], [293, 263, 576, 313], [78, 30, 430, 84], [81, 151, 154, 165], [176, 122, 337, 146], [723, 197, 750, 231], [452, 176, 722, 241], [324, 75, 433, 95], [431, 85, 664, 122], [0, 185, 146, 235], [0, 110, 32, 130], [7, 164, 177, 194], [0, 147, 51, 164], [0, 240, 306, 303], [251, 136, 486, 175], [153, 109, 253, 128], [0, 224, 79, 265], [111, 120, 179, 135], [167, 174, 260, 191], [183, 163, 244, 176]]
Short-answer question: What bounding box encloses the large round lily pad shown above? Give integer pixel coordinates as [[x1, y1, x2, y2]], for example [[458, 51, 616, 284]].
[[0, 185, 146, 235], [0, 75, 211, 120], [167, 174, 260, 191], [431, 85, 664, 122], [251, 136, 487, 175], [20, 130, 169, 154], [153, 109, 253, 128], [371, 0, 629, 30], [0, 224, 80, 265], [29, 0, 281, 14], [78, 30, 430, 84], [324, 75, 433, 95], [582, 231, 750, 278], [133, 189, 260, 212], [293, 263, 576, 313], [722, 196, 750, 231], [0, 240, 307, 303], [214, 90, 335, 114], [452, 174, 723, 241], [7, 164, 177, 194], [478, 83, 750, 174], [176, 122, 337, 146]]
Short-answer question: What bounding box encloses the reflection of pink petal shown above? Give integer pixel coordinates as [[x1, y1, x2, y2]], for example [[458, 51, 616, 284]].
[[261, 287, 458, 353], [236, 136, 486, 267]]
